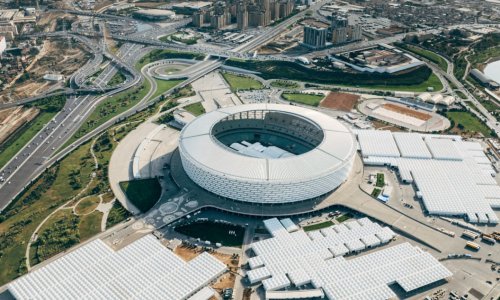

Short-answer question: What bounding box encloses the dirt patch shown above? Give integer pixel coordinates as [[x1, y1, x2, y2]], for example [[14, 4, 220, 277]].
[[383, 103, 432, 121], [0, 39, 91, 102], [371, 119, 404, 132], [0, 106, 39, 144], [320, 92, 360, 111]]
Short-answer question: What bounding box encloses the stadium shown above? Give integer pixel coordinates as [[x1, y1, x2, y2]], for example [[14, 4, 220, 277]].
[[178, 104, 357, 204]]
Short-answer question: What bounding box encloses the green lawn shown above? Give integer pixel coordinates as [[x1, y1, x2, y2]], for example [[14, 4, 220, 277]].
[[120, 179, 162, 213], [183, 102, 205, 116], [150, 79, 184, 101], [79, 211, 102, 241], [376, 173, 385, 188], [282, 92, 324, 106], [222, 73, 264, 91], [174, 221, 245, 247], [75, 195, 100, 215], [31, 210, 80, 266], [398, 44, 448, 71], [303, 221, 333, 232], [371, 188, 382, 198], [446, 110, 493, 137], [270, 80, 300, 89], [456, 91, 468, 99], [106, 201, 131, 228], [336, 213, 353, 223], [107, 71, 126, 86]]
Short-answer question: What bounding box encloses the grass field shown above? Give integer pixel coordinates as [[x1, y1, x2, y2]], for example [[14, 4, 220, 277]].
[[270, 80, 299, 89], [456, 91, 468, 99], [282, 92, 324, 106], [398, 44, 448, 71], [75, 195, 100, 215], [107, 71, 127, 86], [303, 220, 333, 232], [30, 210, 80, 266], [446, 110, 493, 137], [120, 178, 162, 213], [174, 221, 245, 247], [150, 79, 184, 101], [222, 73, 264, 91], [79, 211, 102, 241], [183, 102, 205, 116], [106, 201, 131, 228]]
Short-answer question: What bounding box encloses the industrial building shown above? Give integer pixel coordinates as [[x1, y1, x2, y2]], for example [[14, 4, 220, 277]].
[[7, 235, 227, 299], [302, 21, 329, 49], [178, 104, 356, 204], [246, 218, 452, 299], [356, 130, 500, 224]]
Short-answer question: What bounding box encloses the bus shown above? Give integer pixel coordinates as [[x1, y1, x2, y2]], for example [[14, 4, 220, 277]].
[[466, 241, 480, 251]]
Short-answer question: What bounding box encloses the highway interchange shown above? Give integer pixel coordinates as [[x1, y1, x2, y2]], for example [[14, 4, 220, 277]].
[[0, 4, 499, 213]]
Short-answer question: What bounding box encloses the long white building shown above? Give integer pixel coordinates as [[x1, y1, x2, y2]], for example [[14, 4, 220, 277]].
[[356, 130, 500, 224]]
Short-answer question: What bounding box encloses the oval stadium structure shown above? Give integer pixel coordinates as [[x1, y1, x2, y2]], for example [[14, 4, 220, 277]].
[[178, 104, 356, 204]]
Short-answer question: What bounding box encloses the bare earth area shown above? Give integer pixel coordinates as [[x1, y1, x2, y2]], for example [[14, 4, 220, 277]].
[[320, 92, 360, 111], [0, 40, 91, 103], [0, 106, 39, 143], [383, 103, 432, 121]]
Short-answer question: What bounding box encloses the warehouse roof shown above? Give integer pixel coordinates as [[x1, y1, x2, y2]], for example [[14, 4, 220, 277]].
[[8, 235, 226, 300], [247, 218, 451, 300], [356, 130, 500, 224]]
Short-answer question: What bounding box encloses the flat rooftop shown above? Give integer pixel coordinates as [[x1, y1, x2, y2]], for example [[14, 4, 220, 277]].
[[356, 130, 500, 224], [7, 235, 226, 299]]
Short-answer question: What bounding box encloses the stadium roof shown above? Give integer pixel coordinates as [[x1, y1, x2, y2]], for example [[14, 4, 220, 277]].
[[246, 218, 451, 300], [8, 235, 226, 300], [356, 130, 500, 224], [179, 104, 356, 183]]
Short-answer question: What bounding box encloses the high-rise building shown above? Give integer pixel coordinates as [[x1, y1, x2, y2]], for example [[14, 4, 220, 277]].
[[303, 23, 328, 49], [332, 27, 348, 44], [236, 2, 248, 30], [192, 12, 203, 27], [348, 23, 362, 41], [210, 14, 226, 29]]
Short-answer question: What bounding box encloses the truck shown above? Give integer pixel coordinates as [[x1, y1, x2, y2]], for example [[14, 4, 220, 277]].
[[481, 234, 496, 244], [462, 230, 478, 240], [466, 241, 481, 251]]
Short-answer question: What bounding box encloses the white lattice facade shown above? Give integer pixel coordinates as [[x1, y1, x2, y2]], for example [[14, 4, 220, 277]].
[[178, 104, 357, 204], [180, 147, 355, 203]]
